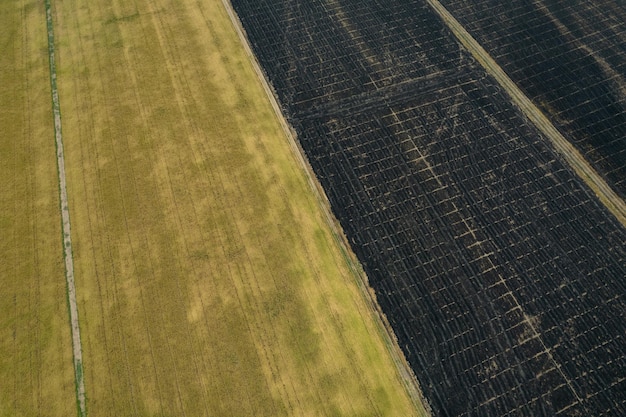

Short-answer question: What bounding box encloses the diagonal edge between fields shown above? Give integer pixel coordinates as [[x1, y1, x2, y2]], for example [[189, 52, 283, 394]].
[[219, 0, 431, 415], [425, 0, 626, 229], [44, 1, 87, 416]]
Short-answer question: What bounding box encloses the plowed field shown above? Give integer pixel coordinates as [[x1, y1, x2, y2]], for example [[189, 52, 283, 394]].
[[230, 0, 626, 415]]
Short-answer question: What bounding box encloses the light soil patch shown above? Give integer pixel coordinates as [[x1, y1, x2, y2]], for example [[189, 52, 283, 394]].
[[51, 0, 429, 415]]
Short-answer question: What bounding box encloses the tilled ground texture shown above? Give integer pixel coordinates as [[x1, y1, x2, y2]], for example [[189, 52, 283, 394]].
[[439, 0, 626, 199], [230, 0, 626, 415]]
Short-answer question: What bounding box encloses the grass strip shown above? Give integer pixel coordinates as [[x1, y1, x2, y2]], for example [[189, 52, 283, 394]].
[[44, 1, 87, 415], [426, 0, 626, 227]]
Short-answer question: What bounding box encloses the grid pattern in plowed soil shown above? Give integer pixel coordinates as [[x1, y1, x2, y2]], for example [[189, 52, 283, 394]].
[[439, 0, 626, 199], [231, 0, 626, 415]]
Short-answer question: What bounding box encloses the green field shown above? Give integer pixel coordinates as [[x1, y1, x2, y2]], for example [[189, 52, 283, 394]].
[[2, 0, 428, 415]]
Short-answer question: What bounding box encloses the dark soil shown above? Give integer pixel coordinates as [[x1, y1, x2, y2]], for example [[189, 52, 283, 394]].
[[231, 0, 626, 415], [439, 0, 626, 199]]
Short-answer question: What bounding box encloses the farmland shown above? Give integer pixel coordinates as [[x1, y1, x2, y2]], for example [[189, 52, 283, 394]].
[[43, 0, 426, 415], [0, 0, 76, 415], [230, 0, 626, 415], [438, 0, 626, 200]]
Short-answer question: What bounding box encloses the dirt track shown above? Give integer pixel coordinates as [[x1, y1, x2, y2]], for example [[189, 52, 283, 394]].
[[45, 1, 87, 415]]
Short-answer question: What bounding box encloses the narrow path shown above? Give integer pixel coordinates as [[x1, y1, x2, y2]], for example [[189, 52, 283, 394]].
[[44, 1, 87, 416], [426, 0, 626, 227]]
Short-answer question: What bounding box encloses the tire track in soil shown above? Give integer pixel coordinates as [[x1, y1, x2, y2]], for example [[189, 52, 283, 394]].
[[88, 3, 181, 412], [81, 0, 164, 412], [145, 4, 301, 411], [67, 5, 120, 411], [70, 1, 143, 411], [115, 3, 214, 413], [44, 1, 87, 416], [141, 2, 288, 413], [20, 0, 44, 412]]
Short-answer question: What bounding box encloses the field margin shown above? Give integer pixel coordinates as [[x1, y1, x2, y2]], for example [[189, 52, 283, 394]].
[[220, 0, 432, 414], [426, 0, 626, 227], [44, 0, 87, 415]]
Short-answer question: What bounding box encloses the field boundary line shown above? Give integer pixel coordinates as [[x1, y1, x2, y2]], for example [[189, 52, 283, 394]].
[[219, 1, 430, 415], [426, 0, 626, 228], [44, 1, 87, 416]]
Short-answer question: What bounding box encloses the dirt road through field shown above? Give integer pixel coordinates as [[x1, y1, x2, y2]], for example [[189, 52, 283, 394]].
[[45, 1, 87, 415]]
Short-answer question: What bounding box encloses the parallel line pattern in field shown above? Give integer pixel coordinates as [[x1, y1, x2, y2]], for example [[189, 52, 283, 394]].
[[44, 1, 87, 416], [47, 0, 427, 414], [221, 0, 431, 410], [437, 0, 626, 201], [425, 0, 626, 228], [230, 0, 626, 415]]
